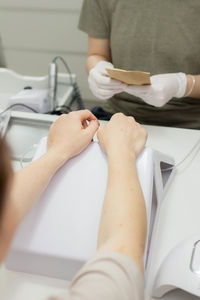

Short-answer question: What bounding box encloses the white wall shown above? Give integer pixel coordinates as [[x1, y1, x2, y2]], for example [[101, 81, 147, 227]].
[[0, 0, 98, 106]]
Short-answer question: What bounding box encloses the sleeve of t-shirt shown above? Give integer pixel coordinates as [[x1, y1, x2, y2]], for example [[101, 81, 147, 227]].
[[78, 0, 110, 39], [49, 252, 144, 300]]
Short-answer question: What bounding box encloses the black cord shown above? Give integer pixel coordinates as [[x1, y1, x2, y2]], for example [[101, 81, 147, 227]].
[[57, 105, 72, 111], [70, 82, 85, 110], [52, 56, 85, 110], [52, 56, 73, 86], [0, 103, 38, 115], [47, 105, 72, 115]]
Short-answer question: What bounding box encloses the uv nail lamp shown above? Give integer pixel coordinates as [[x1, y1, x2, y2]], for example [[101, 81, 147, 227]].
[[5, 138, 175, 280], [152, 236, 200, 298]]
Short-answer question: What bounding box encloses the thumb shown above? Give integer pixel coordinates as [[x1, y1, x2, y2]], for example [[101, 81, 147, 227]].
[[85, 120, 99, 138]]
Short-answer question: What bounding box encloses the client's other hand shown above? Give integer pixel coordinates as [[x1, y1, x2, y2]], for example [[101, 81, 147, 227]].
[[97, 113, 147, 159]]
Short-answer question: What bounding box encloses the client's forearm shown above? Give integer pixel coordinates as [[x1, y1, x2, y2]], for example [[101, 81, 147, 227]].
[[0, 150, 66, 262], [97, 152, 147, 272], [9, 149, 67, 225]]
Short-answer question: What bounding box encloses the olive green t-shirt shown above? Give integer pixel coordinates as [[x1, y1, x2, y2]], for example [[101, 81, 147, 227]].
[[79, 0, 200, 129]]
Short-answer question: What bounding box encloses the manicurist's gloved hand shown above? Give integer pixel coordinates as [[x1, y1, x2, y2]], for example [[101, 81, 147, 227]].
[[124, 73, 187, 107], [88, 61, 126, 100]]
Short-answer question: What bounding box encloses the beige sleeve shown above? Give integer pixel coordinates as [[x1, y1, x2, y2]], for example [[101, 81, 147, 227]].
[[49, 252, 144, 300]]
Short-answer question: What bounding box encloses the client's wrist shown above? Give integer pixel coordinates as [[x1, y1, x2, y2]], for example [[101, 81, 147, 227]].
[[107, 148, 136, 164], [44, 147, 70, 170]]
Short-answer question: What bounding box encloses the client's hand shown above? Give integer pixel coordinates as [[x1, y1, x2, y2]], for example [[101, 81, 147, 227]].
[[48, 110, 99, 164], [0, 110, 99, 248], [97, 113, 147, 159]]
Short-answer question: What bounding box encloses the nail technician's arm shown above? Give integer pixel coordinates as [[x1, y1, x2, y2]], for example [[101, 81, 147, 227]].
[[97, 113, 147, 272], [1, 110, 99, 255], [184, 75, 200, 98], [86, 36, 111, 72]]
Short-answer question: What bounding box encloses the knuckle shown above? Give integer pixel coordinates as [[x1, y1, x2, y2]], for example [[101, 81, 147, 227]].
[[59, 113, 67, 120], [128, 116, 135, 122], [115, 112, 124, 118], [68, 111, 75, 118]]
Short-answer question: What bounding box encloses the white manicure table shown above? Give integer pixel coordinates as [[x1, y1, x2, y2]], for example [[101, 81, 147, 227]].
[[0, 114, 200, 300]]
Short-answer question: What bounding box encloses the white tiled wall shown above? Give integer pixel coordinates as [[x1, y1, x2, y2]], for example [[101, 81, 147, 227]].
[[0, 0, 98, 105]]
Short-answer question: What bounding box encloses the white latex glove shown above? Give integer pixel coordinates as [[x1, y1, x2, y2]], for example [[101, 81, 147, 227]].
[[124, 73, 187, 107], [88, 61, 126, 100]]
